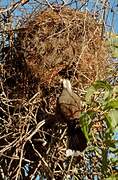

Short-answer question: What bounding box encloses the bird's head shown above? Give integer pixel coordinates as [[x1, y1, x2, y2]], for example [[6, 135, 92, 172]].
[[60, 79, 72, 93]]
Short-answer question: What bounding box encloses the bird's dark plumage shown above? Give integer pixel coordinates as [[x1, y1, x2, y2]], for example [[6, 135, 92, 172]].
[[57, 79, 87, 153], [67, 121, 87, 152]]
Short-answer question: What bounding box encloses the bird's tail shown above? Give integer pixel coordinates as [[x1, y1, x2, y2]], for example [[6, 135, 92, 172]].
[[67, 121, 87, 152]]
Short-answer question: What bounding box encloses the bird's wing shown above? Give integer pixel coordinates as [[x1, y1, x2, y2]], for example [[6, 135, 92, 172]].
[[58, 89, 80, 119]]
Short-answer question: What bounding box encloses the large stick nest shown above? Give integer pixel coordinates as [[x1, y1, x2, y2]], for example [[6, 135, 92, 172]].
[[0, 6, 109, 179], [20, 7, 108, 87]]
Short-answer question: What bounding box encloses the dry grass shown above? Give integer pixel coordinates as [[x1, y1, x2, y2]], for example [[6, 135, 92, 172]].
[[19, 7, 109, 88]]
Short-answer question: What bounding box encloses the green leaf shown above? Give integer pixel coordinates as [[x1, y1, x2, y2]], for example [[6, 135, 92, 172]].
[[104, 110, 118, 139], [105, 110, 118, 131], [80, 113, 91, 141], [106, 100, 118, 109], [85, 81, 112, 104], [93, 81, 112, 91], [113, 86, 118, 93], [111, 46, 118, 58], [85, 86, 96, 104], [109, 147, 118, 154], [113, 86, 118, 97], [106, 174, 118, 180], [81, 125, 89, 142], [105, 113, 113, 130], [108, 109, 118, 129], [104, 90, 111, 100]]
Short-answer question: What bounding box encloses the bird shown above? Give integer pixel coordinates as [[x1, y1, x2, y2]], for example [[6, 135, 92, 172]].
[[57, 79, 87, 155]]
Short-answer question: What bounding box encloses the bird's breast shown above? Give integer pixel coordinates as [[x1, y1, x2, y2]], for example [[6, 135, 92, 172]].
[[58, 89, 81, 119]]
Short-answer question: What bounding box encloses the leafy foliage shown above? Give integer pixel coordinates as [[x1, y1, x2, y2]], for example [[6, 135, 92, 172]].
[[80, 81, 118, 179], [81, 81, 118, 178]]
